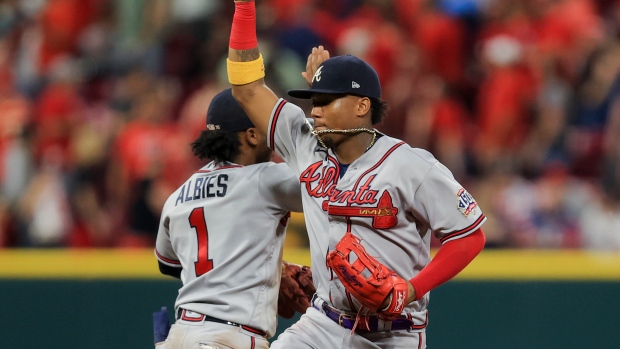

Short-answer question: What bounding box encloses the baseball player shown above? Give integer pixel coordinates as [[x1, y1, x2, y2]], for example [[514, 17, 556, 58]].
[[226, 1, 486, 348], [154, 88, 313, 349]]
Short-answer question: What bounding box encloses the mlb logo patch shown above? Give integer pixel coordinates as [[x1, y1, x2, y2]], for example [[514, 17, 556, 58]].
[[456, 188, 477, 216]]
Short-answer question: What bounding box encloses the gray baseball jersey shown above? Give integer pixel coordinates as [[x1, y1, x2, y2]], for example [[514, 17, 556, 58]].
[[155, 160, 302, 338], [267, 99, 486, 327]]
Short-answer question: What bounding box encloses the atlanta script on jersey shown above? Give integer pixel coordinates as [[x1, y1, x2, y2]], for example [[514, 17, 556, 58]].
[[266, 99, 486, 328]]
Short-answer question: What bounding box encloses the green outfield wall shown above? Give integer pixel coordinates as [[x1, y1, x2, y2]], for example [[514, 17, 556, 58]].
[[1, 249, 619, 349]]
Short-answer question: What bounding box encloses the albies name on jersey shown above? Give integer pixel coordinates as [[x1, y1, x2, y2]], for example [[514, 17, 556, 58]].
[[175, 174, 228, 206]]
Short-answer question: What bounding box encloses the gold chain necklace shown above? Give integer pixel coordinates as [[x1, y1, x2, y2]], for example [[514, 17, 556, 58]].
[[311, 128, 377, 152]]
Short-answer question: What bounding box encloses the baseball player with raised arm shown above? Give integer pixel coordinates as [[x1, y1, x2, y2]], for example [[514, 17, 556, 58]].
[[154, 89, 314, 349], [226, 1, 486, 348]]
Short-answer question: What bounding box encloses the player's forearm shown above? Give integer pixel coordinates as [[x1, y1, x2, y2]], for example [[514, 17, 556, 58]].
[[227, 0, 277, 134], [228, 47, 260, 63], [227, 0, 261, 75], [408, 229, 486, 302]]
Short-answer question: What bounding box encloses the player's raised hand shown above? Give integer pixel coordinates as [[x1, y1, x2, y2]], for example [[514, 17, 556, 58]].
[[302, 46, 330, 87]]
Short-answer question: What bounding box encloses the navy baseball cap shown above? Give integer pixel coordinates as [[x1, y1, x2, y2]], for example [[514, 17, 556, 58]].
[[288, 55, 381, 99], [206, 88, 255, 132]]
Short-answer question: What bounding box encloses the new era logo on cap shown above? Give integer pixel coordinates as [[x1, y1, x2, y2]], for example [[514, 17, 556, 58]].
[[288, 55, 381, 99]]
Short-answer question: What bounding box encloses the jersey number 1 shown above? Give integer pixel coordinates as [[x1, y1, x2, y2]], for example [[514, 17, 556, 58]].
[[189, 207, 213, 276]]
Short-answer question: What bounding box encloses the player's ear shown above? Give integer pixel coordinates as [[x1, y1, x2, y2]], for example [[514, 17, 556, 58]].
[[245, 128, 259, 146], [355, 97, 371, 117]]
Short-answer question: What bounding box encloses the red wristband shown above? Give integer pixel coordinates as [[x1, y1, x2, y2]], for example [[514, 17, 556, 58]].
[[230, 1, 258, 50]]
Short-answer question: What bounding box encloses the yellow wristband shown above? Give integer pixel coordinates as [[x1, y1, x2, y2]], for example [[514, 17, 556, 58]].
[[227, 54, 265, 85]]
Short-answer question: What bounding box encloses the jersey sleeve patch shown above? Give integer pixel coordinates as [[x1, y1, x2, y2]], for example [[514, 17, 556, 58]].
[[456, 188, 478, 216], [154, 248, 181, 266]]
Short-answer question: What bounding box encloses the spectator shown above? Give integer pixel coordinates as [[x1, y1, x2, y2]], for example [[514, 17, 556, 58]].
[[579, 188, 620, 251], [0, 0, 619, 250], [566, 41, 620, 178]]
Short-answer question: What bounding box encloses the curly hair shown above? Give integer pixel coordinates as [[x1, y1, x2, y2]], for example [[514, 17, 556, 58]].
[[369, 97, 388, 125], [191, 129, 241, 163]]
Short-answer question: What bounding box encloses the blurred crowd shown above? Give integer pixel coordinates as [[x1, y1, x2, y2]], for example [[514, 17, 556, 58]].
[[0, 0, 619, 250]]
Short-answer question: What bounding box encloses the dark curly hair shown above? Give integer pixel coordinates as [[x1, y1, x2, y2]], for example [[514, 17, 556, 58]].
[[191, 129, 241, 163], [369, 97, 388, 125]]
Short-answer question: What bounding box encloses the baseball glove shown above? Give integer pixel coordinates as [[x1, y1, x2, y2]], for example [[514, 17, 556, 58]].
[[278, 261, 316, 318], [327, 232, 409, 320]]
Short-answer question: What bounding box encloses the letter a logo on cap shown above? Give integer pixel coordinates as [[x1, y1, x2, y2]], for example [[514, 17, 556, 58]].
[[313, 66, 323, 83], [352, 81, 360, 88]]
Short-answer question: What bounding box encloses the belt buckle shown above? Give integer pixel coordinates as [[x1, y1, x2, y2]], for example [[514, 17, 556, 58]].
[[338, 313, 345, 327]]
